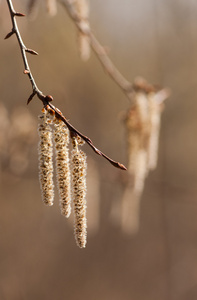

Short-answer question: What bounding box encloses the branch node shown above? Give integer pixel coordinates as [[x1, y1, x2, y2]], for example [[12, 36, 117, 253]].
[[45, 95, 54, 102], [23, 69, 30, 74]]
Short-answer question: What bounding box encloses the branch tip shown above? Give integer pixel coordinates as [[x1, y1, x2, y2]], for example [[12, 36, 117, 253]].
[[4, 31, 15, 39], [118, 163, 127, 171], [15, 12, 25, 17], [27, 92, 36, 105], [25, 48, 39, 55]]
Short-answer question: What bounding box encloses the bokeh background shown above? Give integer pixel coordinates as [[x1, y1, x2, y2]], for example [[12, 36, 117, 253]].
[[1, 0, 197, 299]]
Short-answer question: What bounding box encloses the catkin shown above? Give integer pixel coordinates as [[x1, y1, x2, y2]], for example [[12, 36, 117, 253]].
[[75, 0, 90, 61], [122, 92, 150, 234], [136, 92, 149, 125], [45, 0, 57, 16], [54, 120, 71, 218], [71, 146, 87, 248], [38, 110, 54, 206], [123, 106, 148, 234], [121, 86, 167, 235], [147, 93, 161, 170], [126, 107, 142, 173], [121, 187, 141, 234], [133, 148, 148, 195]]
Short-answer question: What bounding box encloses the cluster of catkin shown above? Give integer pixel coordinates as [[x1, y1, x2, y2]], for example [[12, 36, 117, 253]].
[[121, 91, 163, 234], [38, 108, 87, 248]]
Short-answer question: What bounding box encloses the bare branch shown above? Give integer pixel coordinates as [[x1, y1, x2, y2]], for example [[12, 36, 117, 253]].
[[58, 1, 170, 105], [5, 0, 127, 171], [6, 0, 44, 99]]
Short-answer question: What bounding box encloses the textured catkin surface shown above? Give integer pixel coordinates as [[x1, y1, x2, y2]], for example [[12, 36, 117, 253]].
[[37, 109, 88, 247], [71, 148, 87, 248], [38, 112, 54, 206], [54, 120, 71, 218]]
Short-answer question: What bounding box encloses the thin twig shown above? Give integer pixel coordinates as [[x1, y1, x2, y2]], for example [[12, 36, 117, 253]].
[[5, 0, 127, 170], [6, 0, 43, 101], [59, 0, 135, 102]]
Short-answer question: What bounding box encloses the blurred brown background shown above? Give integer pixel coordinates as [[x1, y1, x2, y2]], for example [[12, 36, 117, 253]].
[[1, 0, 197, 299]]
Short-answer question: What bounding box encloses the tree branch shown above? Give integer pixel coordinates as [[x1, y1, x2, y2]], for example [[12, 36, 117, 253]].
[[5, 0, 127, 171], [6, 0, 43, 101], [59, 0, 135, 102], [59, 0, 171, 103]]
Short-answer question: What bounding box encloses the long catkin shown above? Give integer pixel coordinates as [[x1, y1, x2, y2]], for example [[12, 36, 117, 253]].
[[38, 111, 54, 206], [71, 148, 87, 248], [54, 120, 71, 218]]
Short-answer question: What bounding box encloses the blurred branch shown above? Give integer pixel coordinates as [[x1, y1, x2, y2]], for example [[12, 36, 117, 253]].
[[59, 0, 135, 102], [59, 1, 171, 103], [5, 0, 126, 170]]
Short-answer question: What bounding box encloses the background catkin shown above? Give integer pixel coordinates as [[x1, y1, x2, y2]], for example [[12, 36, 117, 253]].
[[38, 111, 54, 206], [54, 120, 71, 218], [120, 91, 163, 234], [75, 0, 90, 61], [120, 93, 151, 233], [147, 93, 162, 170], [45, 0, 57, 16], [72, 148, 87, 248]]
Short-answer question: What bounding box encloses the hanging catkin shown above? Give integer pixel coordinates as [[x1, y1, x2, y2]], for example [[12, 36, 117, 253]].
[[71, 139, 87, 248], [54, 119, 71, 218], [147, 93, 162, 170], [38, 110, 54, 206]]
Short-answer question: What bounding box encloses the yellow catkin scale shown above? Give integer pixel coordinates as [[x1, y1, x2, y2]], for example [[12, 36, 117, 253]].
[[71, 143, 87, 248], [38, 110, 54, 206], [54, 119, 71, 218]]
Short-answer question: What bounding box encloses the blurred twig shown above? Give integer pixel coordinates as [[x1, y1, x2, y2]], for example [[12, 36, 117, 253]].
[[5, 0, 126, 170], [59, 1, 170, 102], [59, 0, 135, 102]]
